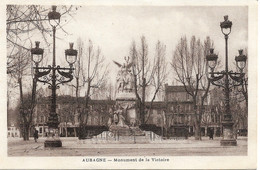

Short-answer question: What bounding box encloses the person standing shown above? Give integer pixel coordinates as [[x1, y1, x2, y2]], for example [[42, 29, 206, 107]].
[[209, 128, 214, 140], [34, 129, 38, 142]]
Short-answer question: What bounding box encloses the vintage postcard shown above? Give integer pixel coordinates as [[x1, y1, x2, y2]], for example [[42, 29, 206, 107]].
[[0, 0, 257, 169]]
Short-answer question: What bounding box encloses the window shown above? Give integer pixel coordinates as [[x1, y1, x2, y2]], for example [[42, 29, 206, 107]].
[[189, 115, 191, 122], [184, 105, 187, 112], [176, 94, 179, 101], [177, 105, 180, 112], [171, 93, 175, 101], [186, 94, 190, 101], [40, 116, 44, 123]]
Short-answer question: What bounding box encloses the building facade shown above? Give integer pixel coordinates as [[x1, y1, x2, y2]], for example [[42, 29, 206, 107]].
[[32, 84, 227, 138], [33, 95, 115, 137], [7, 124, 20, 137], [164, 84, 222, 137]]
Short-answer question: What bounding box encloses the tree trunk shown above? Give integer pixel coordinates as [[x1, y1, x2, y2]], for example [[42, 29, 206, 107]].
[[18, 77, 27, 141], [78, 82, 91, 139], [65, 122, 68, 137], [74, 127, 77, 137], [193, 100, 201, 140], [23, 123, 30, 140], [76, 77, 79, 103], [194, 121, 201, 140], [141, 89, 145, 123], [22, 124, 26, 140], [140, 101, 145, 124]]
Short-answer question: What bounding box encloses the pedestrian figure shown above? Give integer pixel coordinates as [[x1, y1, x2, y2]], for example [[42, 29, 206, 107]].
[[209, 129, 214, 140], [34, 129, 38, 142]]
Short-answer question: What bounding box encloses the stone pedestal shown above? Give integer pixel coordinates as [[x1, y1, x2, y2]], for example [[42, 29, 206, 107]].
[[110, 125, 132, 136], [44, 128, 62, 147], [220, 121, 237, 146], [116, 92, 136, 101], [44, 139, 62, 147], [109, 125, 145, 136], [116, 91, 138, 126]]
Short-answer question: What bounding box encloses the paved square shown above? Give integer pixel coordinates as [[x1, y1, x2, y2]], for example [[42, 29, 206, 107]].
[[8, 137, 247, 156]]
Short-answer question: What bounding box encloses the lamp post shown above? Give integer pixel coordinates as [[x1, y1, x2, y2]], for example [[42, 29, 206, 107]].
[[206, 15, 247, 146], [31, 6, 77, 147]]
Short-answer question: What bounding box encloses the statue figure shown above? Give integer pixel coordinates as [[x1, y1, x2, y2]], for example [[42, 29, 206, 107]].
[[113, 113, 119, 125], [113, 104, 128, 128], [117, 112, 128, 127], [107, 108, 113, 127], [113, 56, 133, 93], [116, 72, 124, 92]]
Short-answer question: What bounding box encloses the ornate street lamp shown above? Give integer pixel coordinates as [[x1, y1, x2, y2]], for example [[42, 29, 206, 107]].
[[31, 6, 77, 147], [48, 6, 61, 28], [235, 49, 247, 72], [31, 41, 44, 66], [206, 15, 247, 146]]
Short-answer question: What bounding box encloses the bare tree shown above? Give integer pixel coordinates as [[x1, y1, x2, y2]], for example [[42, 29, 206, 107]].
[[78, 40, 108, 139], [68, 38, 85, 107], [15, 80, 38, 141], [130, 37, 167, 125], [130, 36, 154, 124], [171, 36, 214, 140], [8, 47, 32, 140], [145, 40, 167, 124], [6, 5, 79, 74]]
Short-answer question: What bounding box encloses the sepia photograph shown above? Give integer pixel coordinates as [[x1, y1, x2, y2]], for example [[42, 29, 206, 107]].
[[1, 1, 257, 169]]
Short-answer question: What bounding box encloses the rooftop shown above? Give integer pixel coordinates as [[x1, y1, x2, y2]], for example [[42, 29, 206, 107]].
[[165, 84, 204, 93]]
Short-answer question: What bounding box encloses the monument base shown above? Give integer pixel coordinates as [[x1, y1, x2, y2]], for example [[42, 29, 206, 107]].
[[44, 139, 62, 147], [130, 126, 145, 136], [109, 125, 144, 136], [116, 92, 136, 101]]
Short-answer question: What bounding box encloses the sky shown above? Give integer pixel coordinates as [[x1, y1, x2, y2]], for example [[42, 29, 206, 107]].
[[10, 5, 248, 105], [57, 6, 248, 83]]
